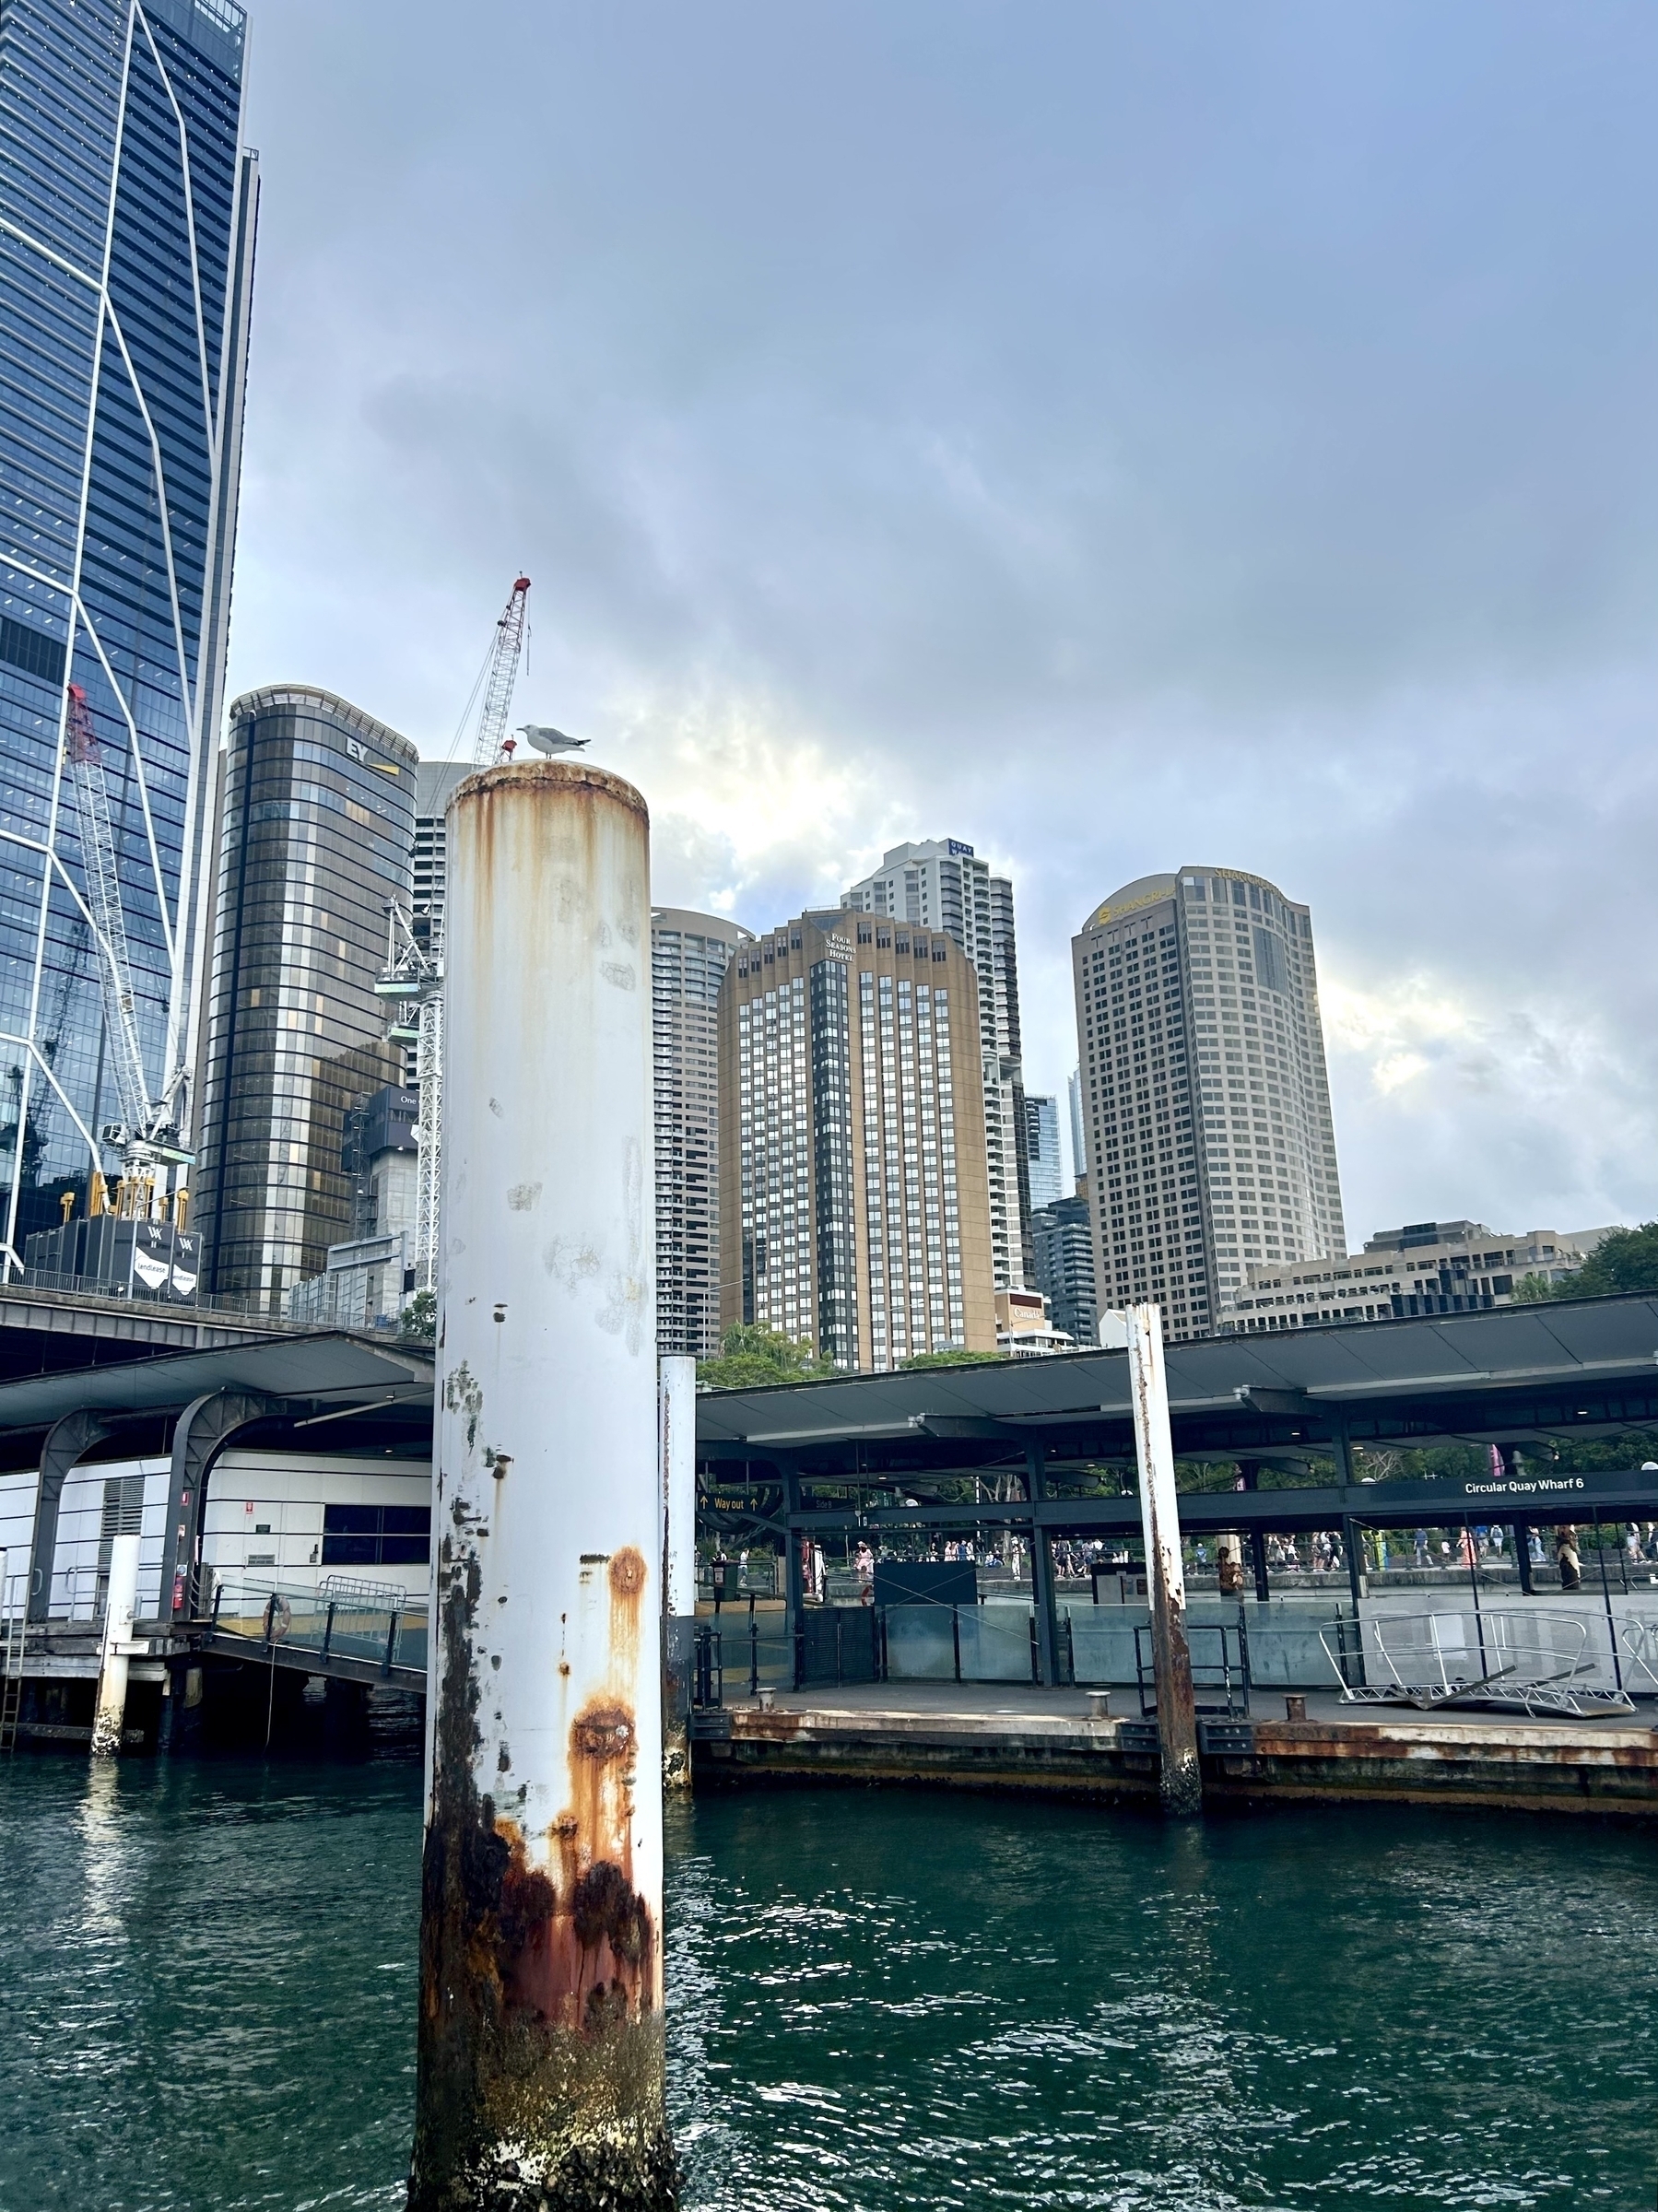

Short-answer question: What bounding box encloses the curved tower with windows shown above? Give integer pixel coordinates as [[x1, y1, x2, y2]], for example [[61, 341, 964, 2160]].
[[1073, 868, 1346, 1339]]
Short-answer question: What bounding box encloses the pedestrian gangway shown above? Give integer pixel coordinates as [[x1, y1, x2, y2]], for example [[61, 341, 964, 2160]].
[[200, 1575, 428, 1690], [1321, 1608, 1636, 1718]]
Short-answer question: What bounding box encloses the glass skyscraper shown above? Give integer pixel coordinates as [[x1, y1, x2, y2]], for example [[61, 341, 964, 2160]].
[[0, 0, 257, 1263], [1021, 1092, 1063, 1209], [193, 688, 417, 1312]]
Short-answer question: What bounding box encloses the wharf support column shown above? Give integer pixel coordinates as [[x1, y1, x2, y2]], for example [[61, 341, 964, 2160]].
[[1124, 1303, 1201, 1817], [409, 762, 676, 2212], [90, 1531, 140, 1757], [659, 1355, 696, 1791]]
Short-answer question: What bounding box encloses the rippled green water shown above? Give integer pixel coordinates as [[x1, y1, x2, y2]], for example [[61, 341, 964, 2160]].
[[1, 1755, 1655, 2208]]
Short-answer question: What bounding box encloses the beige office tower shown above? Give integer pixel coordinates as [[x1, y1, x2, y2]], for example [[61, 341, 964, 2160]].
[[719, 910, 997, 1369], [843, 840, 1029, 1291], [653, 908, 752, 1359], [1072, 868, 1346, 1341]]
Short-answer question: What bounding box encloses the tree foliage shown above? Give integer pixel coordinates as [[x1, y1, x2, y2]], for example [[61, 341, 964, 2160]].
[[1555, 1224, 1658, 1300], [1509, 1272, 1555, 1304], [399, 1288, 437, 1344], [697, 1324, 838, 1390], [898, 1348, 1005, 1370]]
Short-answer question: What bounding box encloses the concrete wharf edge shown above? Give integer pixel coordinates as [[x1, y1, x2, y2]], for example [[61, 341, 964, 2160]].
[[693, 1690, 1658, 1817]]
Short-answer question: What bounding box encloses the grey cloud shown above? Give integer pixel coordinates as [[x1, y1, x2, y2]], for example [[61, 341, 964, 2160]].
[[229, 0, 1658, 1237]]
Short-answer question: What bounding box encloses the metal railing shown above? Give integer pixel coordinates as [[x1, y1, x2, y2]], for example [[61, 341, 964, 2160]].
[[1134, 1618, 1252, 1720], [210, 1578, 428, 1677], [1320, 1608, 1635, 1717], [692, 1601, 1088, 1699], [1620, 1617, 1658, 1695], [1, 1271, 436, 1343]]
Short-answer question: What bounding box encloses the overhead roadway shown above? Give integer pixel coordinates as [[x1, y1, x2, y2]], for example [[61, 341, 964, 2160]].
[[0, 1281, 305, 1383]]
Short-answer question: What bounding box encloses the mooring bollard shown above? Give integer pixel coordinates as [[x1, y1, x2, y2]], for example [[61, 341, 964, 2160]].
[[90, 1531, 140, 1758], [408, 760, 676, 2211], [1123, 1303, 1202, 1817]]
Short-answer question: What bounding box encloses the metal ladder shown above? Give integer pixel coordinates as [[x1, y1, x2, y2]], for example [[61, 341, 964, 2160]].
[[0, 1605, 25, 1753]]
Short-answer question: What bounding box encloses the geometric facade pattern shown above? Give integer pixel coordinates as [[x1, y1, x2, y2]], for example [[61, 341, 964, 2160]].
[[0, 0, 255, 1262]]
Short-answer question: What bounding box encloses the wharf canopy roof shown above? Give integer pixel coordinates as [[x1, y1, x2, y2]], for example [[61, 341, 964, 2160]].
[[695, 1294, 1658, 1458], [0, 1330, 433, 1442]]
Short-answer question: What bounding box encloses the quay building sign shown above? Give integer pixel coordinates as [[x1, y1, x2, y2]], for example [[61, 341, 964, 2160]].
[[1462, 1476, 1589, 1500]]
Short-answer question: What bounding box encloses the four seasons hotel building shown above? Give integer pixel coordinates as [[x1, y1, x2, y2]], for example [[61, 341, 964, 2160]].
[[1073, 868, 1346, 1340], [719, 911, 997, 1370]]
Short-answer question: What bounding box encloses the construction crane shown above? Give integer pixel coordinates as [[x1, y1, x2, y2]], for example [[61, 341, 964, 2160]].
[[381, 575, 570, 1295], [62, 684, 190, 1203], [473, 575, 532, 768]]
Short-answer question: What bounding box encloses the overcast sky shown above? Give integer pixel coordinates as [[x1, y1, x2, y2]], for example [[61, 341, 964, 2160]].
[[229, 0, 1658, 1241]]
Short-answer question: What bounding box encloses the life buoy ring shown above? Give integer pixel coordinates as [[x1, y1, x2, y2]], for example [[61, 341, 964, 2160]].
[[264, 1593, 292, 1642]]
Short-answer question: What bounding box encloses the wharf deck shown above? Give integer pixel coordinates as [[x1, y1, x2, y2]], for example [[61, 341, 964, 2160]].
[[692, 1681, 1658, 1816]]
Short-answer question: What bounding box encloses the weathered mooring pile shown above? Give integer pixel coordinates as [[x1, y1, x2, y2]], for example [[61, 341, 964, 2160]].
[[408, 761, 676, 2211]]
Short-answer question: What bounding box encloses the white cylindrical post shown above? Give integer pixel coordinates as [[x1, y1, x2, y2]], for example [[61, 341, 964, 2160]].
[[410, 761, 675, 2209], [659, 1354, 696, 1790], [90, 1531, 140, 1758], [658, 1356, 697, 1622], [1124, 1303, 1202, 1816]]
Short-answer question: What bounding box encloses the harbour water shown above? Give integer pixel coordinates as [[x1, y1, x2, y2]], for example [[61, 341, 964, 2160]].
[[2, 1750, 1655, 2209]]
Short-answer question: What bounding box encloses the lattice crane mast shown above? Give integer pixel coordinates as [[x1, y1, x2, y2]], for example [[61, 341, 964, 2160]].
[[381, 576, 535, 1296], [473, 575, 532, 768], [62, 683, 189, 1191]]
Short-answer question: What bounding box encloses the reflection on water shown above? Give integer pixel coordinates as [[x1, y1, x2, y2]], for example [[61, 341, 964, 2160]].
[[671, 1794, 1658, 2207], [1, 1757, 1654, 2209]]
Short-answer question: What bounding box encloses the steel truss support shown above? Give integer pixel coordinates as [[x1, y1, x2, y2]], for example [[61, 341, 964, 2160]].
[[28, 1408, 116, 1622], [159, 1389, 279, 1619]]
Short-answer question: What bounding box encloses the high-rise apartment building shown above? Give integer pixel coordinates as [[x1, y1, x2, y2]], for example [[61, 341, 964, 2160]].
[[0, 0, 257, 1257], [412, 761, 468, 948], [719, 910, 997, 1370], [653, 907, 751, 1360], [394, 759, 469, 1085], [843, 840, 1029, 1291], [1067, 1069, 1086, 1193], [1030, 1194, 1098, 1348], [193, 688, 417, 1310], [1023, 1094, 1063, 1209], [1073, 868, 1346, 1340]]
